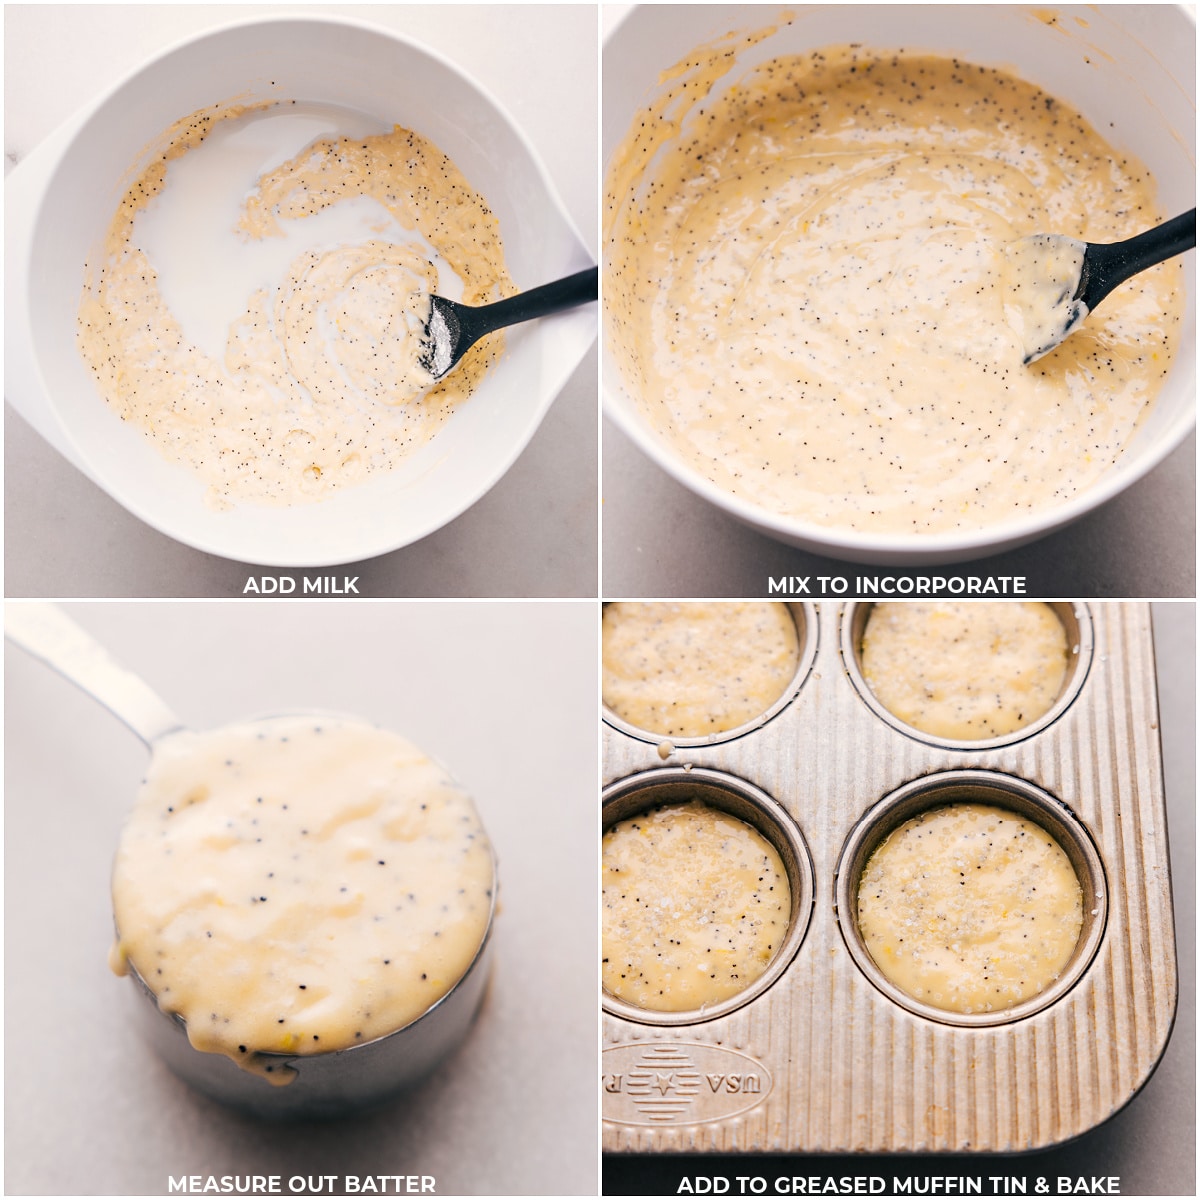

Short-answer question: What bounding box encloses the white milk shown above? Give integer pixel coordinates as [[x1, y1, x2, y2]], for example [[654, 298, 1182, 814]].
[[136, 103, 462, 362]]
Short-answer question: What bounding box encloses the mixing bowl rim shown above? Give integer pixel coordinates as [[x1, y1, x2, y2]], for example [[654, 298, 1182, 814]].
[[600, 2, 1196, 561], [23, 10, 592, 568]]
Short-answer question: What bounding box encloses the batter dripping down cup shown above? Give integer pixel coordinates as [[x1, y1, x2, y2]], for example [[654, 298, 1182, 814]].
[[7, 603, 497, 1118]]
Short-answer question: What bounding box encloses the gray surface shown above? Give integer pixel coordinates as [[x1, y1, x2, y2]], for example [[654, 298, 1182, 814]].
[[4, 4, 599, 598], [603, 420, 1196, 598], [2, 4, 1196, 1197], [4, 601, 598, 1196], [603, 602, 1196, 1196], [6, 347, 596, 598], [597, 4, 1195, 601], [1012, 601, 1196, 1189]]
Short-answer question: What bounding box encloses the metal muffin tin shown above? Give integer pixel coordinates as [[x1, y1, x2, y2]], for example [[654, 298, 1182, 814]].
[[602, 601, 1176, 1152], [603, 767, 814, 1028]]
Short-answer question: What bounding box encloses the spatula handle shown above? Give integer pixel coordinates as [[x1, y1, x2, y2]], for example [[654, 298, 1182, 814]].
[[1079, 209, 1196, 311], [465, 266, 598, 339]]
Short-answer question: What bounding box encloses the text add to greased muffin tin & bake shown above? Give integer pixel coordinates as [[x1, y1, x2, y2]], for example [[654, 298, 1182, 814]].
[[602, 602, 1175, 1155]]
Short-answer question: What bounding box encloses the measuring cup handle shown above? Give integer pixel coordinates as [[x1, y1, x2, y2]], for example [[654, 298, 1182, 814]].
[[5, 603, 184, 746]]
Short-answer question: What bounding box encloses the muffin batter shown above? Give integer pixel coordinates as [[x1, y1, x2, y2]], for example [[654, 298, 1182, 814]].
[[603, 801, 790, 1011], [1001, 233, 1089, 363], [109, 715, 495, 1083], [860, 601, 1068, 739], [604, 39, 1183, 535], [603, 602, 800, 737], [857, 803, 1083, 1014], [79, 101, 514, 509]]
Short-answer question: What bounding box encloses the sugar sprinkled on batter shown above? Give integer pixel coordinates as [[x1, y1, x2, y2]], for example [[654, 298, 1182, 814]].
[[858, 803, 1083, 1014], [602, 601, 800, 737], [603, 801, 790, 1012], [861, 601, 1069, 739]]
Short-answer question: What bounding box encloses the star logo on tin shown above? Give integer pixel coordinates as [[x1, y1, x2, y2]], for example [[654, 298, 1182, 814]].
[[603, 1041, 773, 1126], [623, 1046, 701, 1120]]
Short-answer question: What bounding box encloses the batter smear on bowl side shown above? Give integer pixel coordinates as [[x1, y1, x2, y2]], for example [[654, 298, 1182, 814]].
[[109, 715, 495, 1084], [604, 41, 1184, 535], [78, 101, 515, 510]]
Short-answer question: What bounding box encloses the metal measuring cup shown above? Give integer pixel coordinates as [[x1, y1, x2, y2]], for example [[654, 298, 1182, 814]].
[[6, 602, 497, 1118]]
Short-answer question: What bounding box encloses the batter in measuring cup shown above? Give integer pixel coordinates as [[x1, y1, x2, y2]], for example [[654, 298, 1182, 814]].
[[109, 715, 495, 1083]]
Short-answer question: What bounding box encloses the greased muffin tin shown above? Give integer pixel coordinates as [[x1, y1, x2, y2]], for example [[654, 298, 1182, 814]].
[[601, 601, 1176, 1152]]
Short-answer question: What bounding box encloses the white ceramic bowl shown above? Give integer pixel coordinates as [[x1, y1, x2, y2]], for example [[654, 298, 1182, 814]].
[[6, 15, 595, 567], [603, 4, 1195, 566]]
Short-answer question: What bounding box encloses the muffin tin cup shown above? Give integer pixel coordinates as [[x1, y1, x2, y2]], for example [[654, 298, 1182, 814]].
[[602, 766, 814, 1026], [841, 601, 1094, 751], [602, 601, 818, 748], [834, 769, 1108, 1029], [602, 601, 1176, 1153]]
